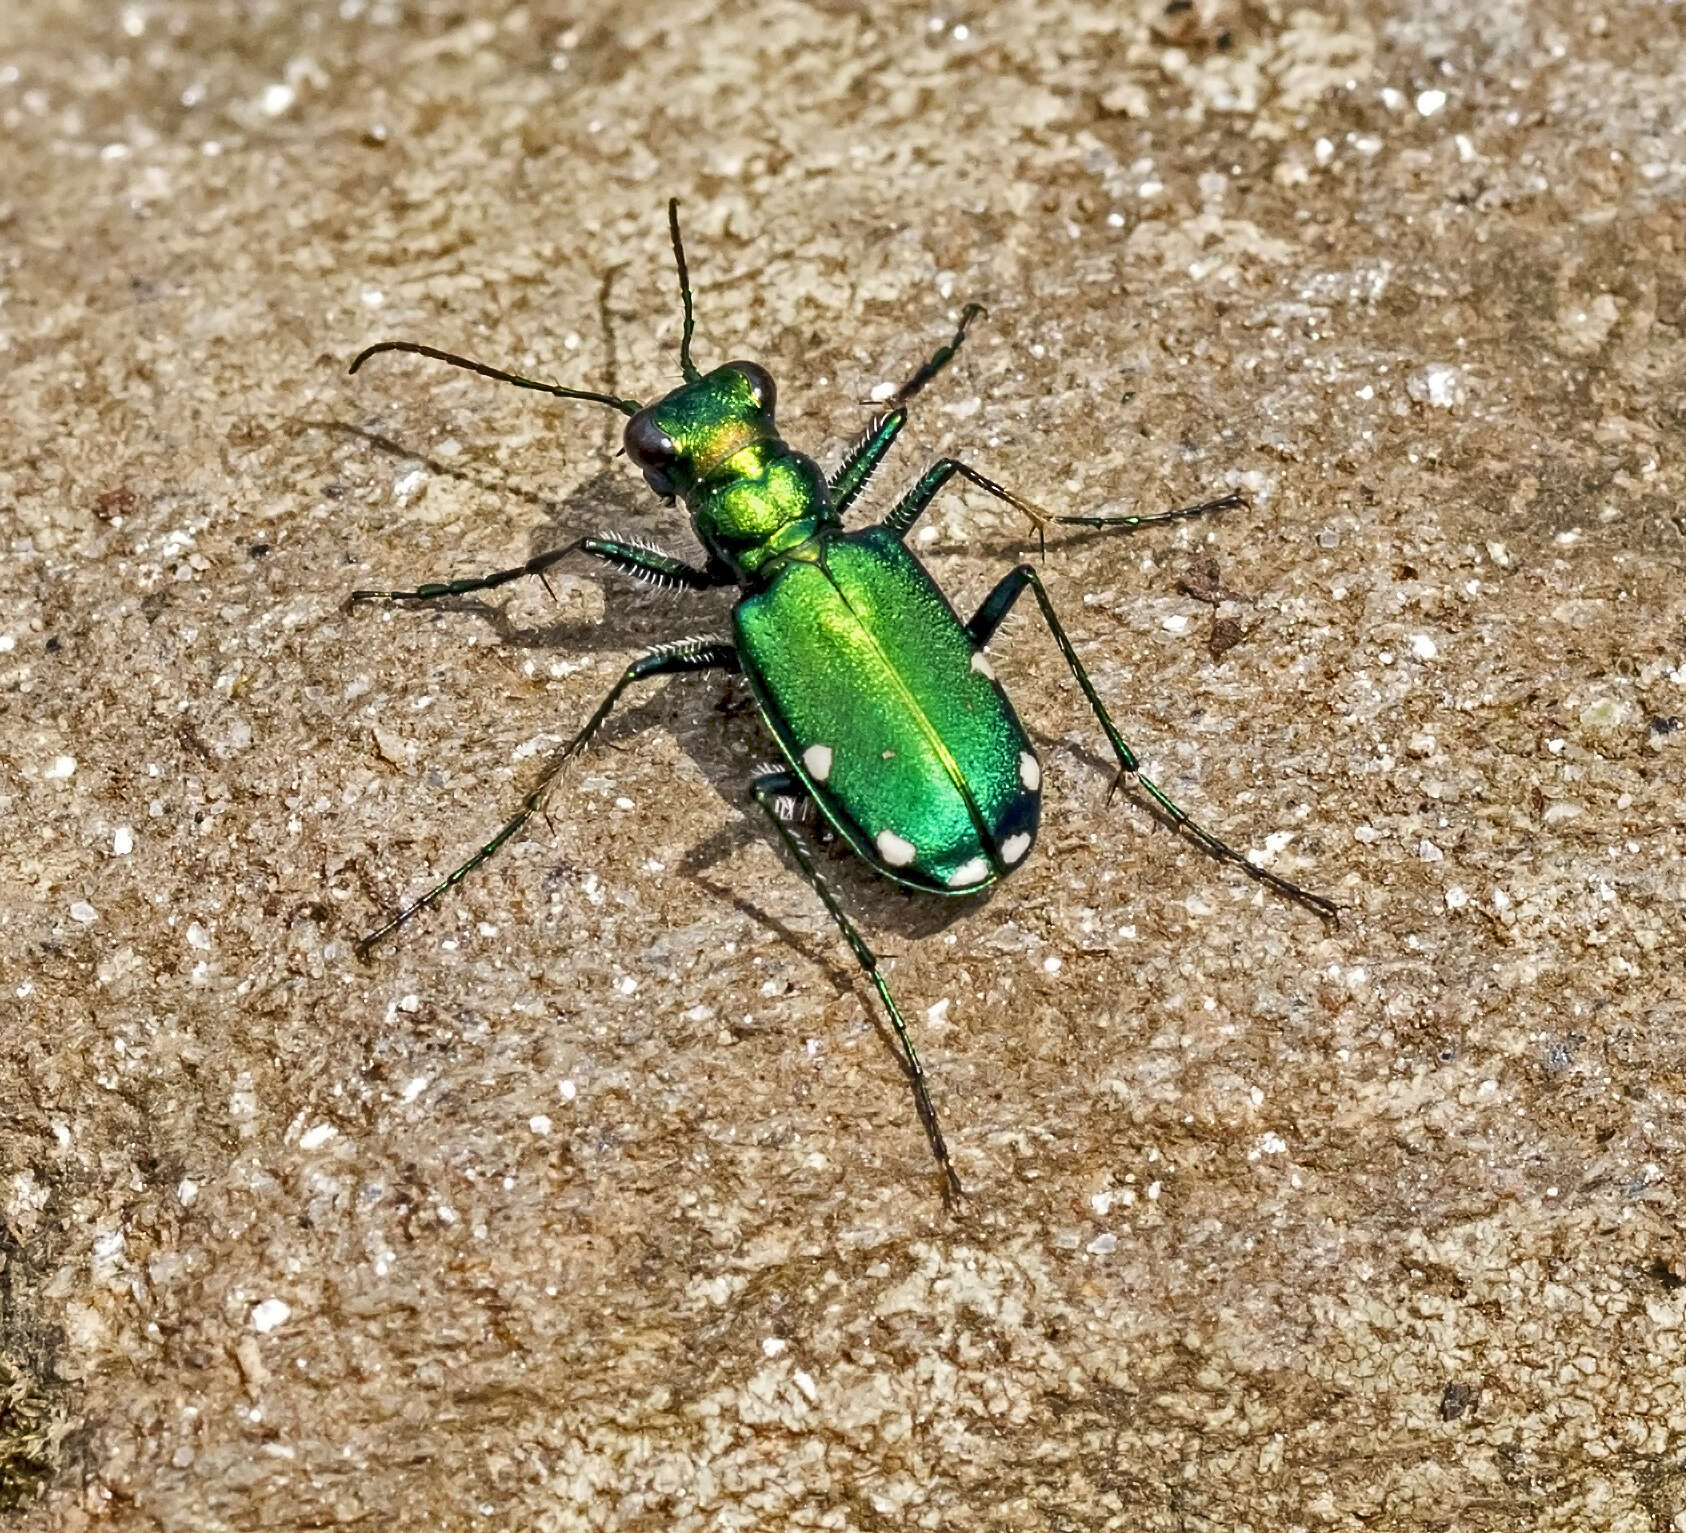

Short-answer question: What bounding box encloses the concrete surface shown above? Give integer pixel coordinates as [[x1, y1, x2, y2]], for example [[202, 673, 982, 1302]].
[[3, 0, 1684, 1527]]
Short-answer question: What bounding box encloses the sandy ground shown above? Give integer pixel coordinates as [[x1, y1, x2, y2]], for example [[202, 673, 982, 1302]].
[[3, 0, 1684, 1527]]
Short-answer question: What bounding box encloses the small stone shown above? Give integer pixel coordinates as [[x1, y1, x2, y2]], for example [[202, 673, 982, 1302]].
[[1579, 697, 1634, 730], [1407, 364, 1465, 408], [250, 1298, 291, 1334]]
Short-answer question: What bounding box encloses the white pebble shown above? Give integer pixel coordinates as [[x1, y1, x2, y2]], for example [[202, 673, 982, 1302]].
[[1407, 363, 1465, 408], [250, 1298, 291, 1333]]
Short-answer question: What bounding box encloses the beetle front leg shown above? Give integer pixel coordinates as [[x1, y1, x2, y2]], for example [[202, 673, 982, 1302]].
[[750, 770, 964, 1206], [966, 566, 1339, 924], [350, 535, 732, 605], [828, 303, 985, 517], [358, 638, 739, 954]]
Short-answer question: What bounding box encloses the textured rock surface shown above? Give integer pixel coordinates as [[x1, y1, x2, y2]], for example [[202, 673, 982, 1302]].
[[3, 1, 1683, 1527]]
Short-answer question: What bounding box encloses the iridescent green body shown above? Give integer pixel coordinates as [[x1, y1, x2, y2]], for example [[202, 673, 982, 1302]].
[[622, 357, 1041, 893], [736, 526, 1040, 892], [347, 200, 1337, 1202]]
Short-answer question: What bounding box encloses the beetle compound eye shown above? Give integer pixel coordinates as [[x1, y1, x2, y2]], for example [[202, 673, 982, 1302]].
[[624, 410, 680, 497], [736, 361, 776, 414], [624, 410, 678, 470]]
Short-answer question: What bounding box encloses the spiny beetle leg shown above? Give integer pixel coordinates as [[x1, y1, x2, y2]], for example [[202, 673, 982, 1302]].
[[349, 534, 729, 605], [966, 564, 1339, 925], [828, 303, 985, 517], [357, 639, 739, 955], [751, 770, 965, 1207], [829, 410, 908, 519]]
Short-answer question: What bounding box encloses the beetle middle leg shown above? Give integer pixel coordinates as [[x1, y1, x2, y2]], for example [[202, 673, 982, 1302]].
[[881, 459, 1244, 554], [965, 567, 1340, 924], [358, 638, 739, 955], [750, 769, 965, 1206], [350, 534, 731, 605]]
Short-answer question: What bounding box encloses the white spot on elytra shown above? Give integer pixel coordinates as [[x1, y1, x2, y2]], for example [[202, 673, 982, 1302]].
[[802, 744, 832, 781], [1001, 832, 1032, 865], [876, 830, 916, 867], [947, 856, 989, 888], [1019, 751, 1040, 792], [970, 650, 995, 680]]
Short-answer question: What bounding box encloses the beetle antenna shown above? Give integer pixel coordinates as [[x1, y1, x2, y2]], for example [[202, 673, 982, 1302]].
[[667, 197, 701, 384], [348, 341, 642, 417]]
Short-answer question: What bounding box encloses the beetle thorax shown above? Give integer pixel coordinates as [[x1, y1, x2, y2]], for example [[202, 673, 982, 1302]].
[[621, 360, 834, 581], [694, 447, 831, 578]]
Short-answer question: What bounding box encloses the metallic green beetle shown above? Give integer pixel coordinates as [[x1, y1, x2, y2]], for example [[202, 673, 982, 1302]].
[[349, 201, 1336, 1201]]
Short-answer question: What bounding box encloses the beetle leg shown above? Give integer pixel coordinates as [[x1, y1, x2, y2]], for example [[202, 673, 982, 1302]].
[[880, 459, 1055, 550], [350, 535, 731, 605], [828, 410, 907, 518], [828, 303, 985, 516], [965, 566, 1340, 925], [358, 639, 739, 955], [885, 302, 985, 409], [883, 461, 1244, 556], [750, 770, 965, 1206]]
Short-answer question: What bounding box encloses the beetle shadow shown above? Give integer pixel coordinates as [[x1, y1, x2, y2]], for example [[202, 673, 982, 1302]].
[[315, 417, 730, 649], [675, 811, 993, 1097], [308, 418, 596, 532]]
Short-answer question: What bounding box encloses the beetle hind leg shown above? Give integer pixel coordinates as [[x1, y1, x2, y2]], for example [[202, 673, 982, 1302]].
[[750, 770, 964, 1206], [965, 565, 1340, 925]]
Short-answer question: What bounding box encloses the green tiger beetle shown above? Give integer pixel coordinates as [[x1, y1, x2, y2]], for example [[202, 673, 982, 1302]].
[[348, 200, 1337, 1202]]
